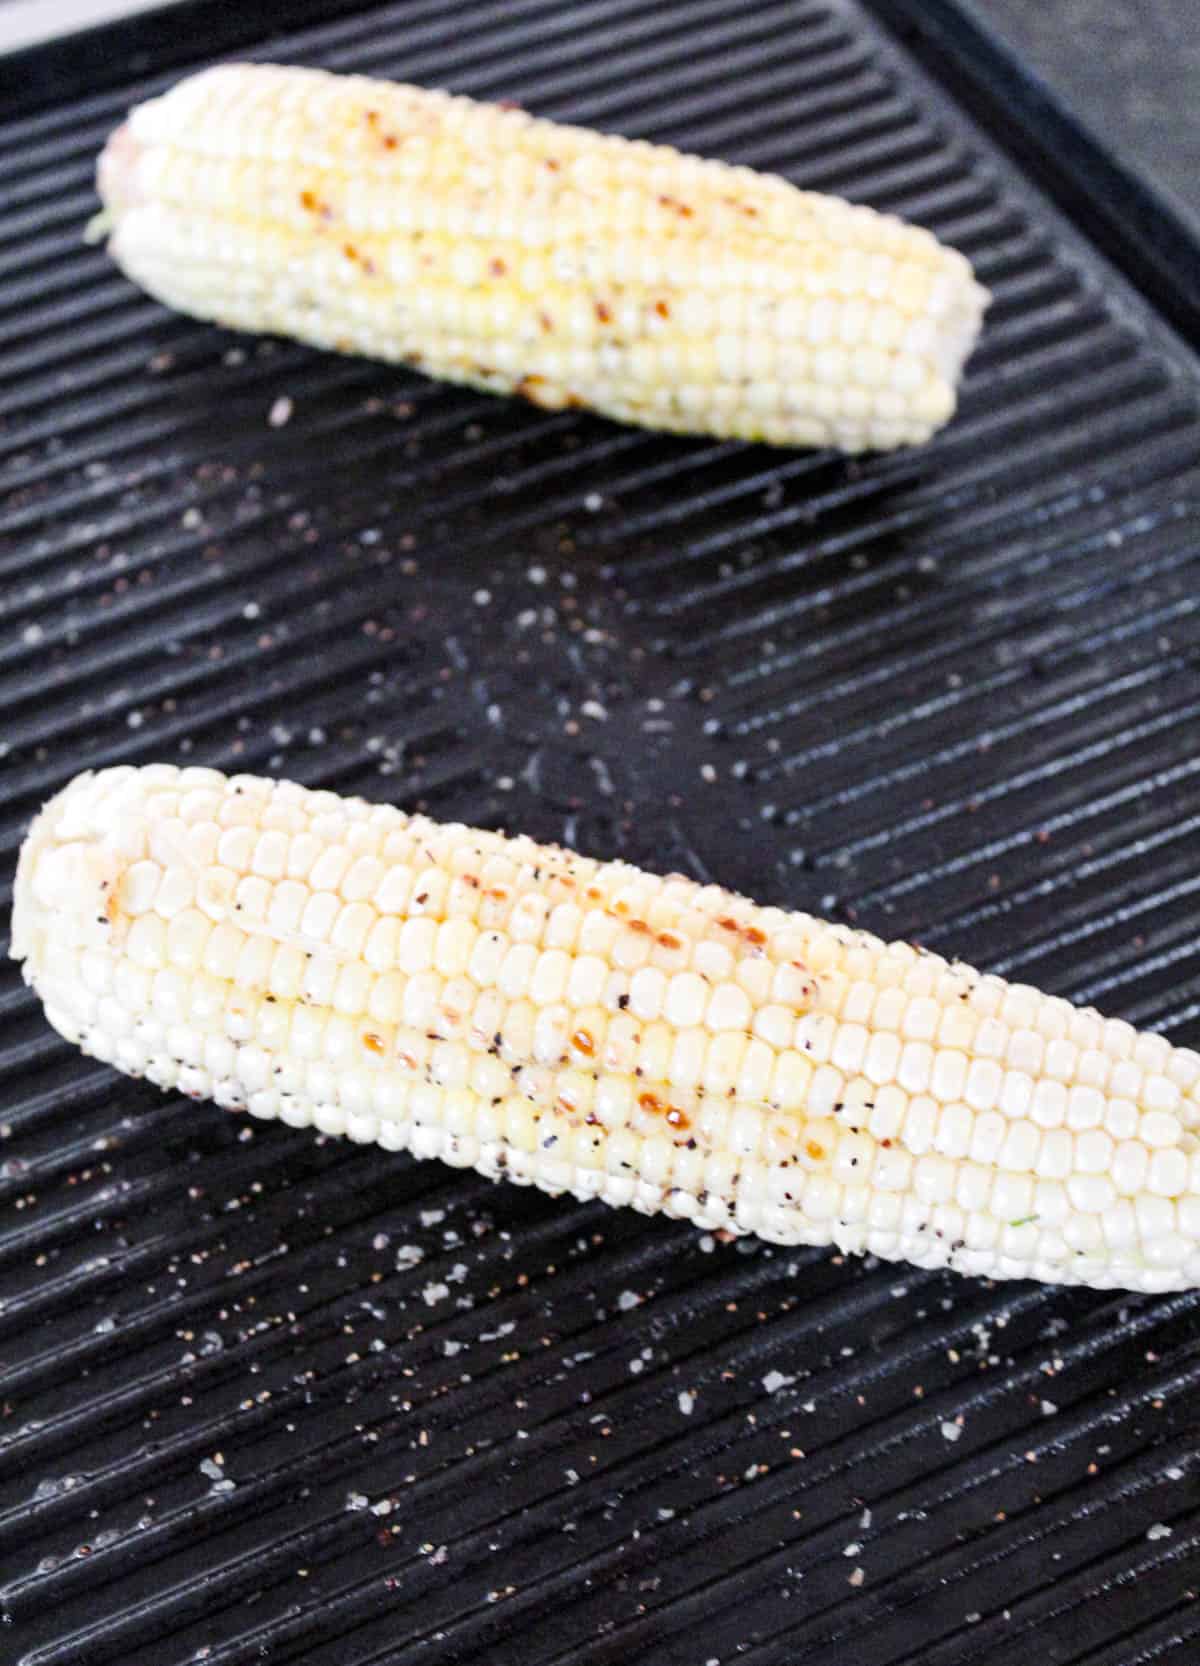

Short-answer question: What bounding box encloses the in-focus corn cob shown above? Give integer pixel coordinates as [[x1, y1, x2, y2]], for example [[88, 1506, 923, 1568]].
[[14, 765, 1200, 1294], [94, 63, 988, 452]]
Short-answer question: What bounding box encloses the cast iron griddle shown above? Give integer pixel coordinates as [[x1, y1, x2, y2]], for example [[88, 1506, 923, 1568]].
[[1, 2, 1199, 1662]]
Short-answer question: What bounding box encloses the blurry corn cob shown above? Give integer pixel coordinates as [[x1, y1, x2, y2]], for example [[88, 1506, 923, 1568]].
[[93, 63, 988, 452], [14, 764, 1200, 1294]]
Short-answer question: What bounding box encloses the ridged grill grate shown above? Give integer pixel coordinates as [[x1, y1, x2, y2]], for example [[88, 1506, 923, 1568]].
[[0, 3, 1198, 1663]]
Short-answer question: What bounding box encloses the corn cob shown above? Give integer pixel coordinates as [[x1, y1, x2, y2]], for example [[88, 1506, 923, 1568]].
[[93, 63, 988, 452], [14, 764, 1200, 1294]]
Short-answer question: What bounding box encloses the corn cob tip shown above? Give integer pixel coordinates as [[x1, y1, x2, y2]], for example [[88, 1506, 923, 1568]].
[[13, 764, 1200, 1296], [97, 123, 138, 219]]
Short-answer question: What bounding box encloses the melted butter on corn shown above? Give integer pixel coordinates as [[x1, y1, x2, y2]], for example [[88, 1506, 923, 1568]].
[[13, 765, 1200, 1293], [96, 62, 988, 452]]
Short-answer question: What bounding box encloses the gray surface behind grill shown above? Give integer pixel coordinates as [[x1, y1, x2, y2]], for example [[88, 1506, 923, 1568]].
[[1, 1, 1199, 1663]]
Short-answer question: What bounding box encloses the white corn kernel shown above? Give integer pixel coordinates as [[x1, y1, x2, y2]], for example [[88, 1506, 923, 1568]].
[[707, 982, 751, 1033], [1148, 1147, 1188, 1199], [665, 972, 708, 1029], [1141, 1110, 1181, 1150], [122, 860, 162, 915]]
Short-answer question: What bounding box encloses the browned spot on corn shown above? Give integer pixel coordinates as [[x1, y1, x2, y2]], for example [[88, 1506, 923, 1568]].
[[657, 931, 683, 950], [805, 1139, 826, 1162], [489, 257, 507, 278], [572, 1029, 595, 1057], [637, 1090, 691, 1131], [714, 914, 768, 949], [595, 301, 612, 324], [654, 299, 671, 320], [362, 1032, 385, 1056]]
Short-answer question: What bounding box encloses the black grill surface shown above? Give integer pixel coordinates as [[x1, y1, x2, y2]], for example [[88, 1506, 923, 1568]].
[[2, 3, 1199, 1663]]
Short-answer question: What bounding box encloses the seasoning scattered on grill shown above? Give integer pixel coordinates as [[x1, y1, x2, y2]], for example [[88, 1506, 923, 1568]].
[[13, 764, 1200, 1294], [93, 62, 989, 452]]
